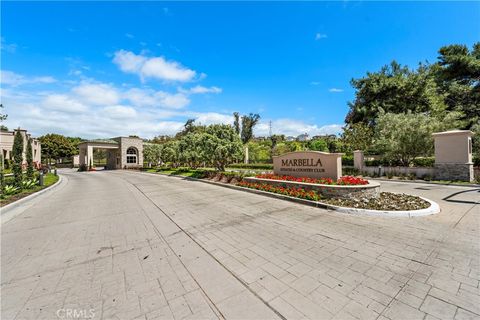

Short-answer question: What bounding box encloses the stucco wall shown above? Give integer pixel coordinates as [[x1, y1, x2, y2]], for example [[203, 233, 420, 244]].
[[0, 130, 41, 165]]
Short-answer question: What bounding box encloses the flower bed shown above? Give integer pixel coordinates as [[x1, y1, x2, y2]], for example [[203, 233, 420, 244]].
[[244, 176, 379, 200], [237, 181, 320, 201], [255, 174, 368, 185], [236, 182, 432, 212]]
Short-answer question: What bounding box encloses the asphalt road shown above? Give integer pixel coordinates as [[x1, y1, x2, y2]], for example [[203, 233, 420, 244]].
[[1, 169, 479, 320]]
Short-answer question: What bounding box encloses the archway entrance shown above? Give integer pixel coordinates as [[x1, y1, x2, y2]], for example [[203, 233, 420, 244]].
[[78, 140, 120, 170], [78, 137, 144, 170]]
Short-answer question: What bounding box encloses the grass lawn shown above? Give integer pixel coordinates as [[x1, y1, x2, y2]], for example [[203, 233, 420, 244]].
[[143, 167, 217, 178], [0, 173, 60, 207]]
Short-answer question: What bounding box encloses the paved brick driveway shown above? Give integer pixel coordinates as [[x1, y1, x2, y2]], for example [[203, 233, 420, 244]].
[[1, 170, 479, 320]]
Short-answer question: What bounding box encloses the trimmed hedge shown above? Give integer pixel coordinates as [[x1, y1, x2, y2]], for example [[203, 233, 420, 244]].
[[365, 157, 435, 167], [342, 155, 353, 166], [474, 156, 480, 167], [227, 163, 273, 170], [412, 157, 435, 167]]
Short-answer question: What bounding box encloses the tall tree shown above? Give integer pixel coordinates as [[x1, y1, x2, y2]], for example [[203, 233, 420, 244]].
[[12, 130, 24, 188], [240, 113, 261, 144], [341, 123, 375, 152], [26, 138, 34, 180], [433, 43, 480, 129], [143, 143, 163, 167], [0, 104, 7, 122], [308, 139, 329, 152], [374, 111, 462, 165], [345, 61, 446, 126], [0, 153, 5, 195], [233, 112, 240, 135], [0, 104, 7, 131], [175, 118, 206, 138], [39, 133, 76, 165], [202, 124, 243, 171]]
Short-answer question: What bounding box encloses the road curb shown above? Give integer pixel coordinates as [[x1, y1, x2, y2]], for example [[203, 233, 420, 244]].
[[137, 171, 440, 218], [1, 174, 65, 223]]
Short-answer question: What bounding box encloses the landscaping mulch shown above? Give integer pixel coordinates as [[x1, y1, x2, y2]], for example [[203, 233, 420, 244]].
[[321, 192, 430, 211]]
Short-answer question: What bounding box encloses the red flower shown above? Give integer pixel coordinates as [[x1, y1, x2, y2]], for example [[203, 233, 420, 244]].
[[255, 174, 367, 186], [238, 181, 320, 201]]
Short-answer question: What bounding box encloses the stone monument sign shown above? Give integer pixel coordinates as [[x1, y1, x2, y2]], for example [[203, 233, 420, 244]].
[[273, 151, 343, 180]]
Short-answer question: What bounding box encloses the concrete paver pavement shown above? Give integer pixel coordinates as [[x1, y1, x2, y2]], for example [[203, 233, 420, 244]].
[[1, 170, 479, 320]]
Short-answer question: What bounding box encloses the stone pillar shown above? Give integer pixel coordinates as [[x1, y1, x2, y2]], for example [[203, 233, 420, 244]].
[[244, 146, 249, 164], [86, 146, 94, 168], [79, 147, 86, 166], [353, 150, 364, 170], [433, 130, 474, 182]]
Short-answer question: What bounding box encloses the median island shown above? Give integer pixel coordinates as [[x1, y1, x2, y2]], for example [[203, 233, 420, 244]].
[[143, 167, 435, 214]]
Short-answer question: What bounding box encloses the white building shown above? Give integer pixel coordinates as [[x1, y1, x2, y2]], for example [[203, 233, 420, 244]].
[[0, 129, 42, 168]]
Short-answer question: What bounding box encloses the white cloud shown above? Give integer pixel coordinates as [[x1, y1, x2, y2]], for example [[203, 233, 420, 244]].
[[2, 92, 186, 139], [180, 85, 222, 94], [124, 88, 157, 106], [73, 82, 120, 105], [141, 57, 196, 82], [1, 70, 57, 86], [1, 67, 341, 140], [125, 33, 134, 39], [112, 50, 146, 74], [124, 88, 190, 109], [310, 81, 320, 86], [315, 33, 328, 40], [255, 119, 343, 137], [103, 105, 137, 118], [2, 87, 343, 139], [113, 50, 197, 82], [190, 112, 233, 126], [156, 92, 190, 109], [1, 37, 17, 53], [42, 94, 88, 113], [328, 88, 343, 93]]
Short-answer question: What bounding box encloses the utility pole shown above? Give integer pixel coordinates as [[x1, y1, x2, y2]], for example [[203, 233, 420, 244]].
[[269, 121, 272, 137]]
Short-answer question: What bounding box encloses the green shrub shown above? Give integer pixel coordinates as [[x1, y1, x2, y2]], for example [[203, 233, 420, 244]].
[[361, 170, 370, 177], [12, 130, 24, 188], [423, 174, 432, 181], [364, 159, 383, 167], [189, 169, 210, 179], [386, 172, 394, 179], [4, 159, 11, 170], [3, 185, 19, 195], [408, 173, 416, 180], [227, 163, 273, 170], [22, 179, 37, 189], [412, 157, 435, 167], [474, 156, 480, 167], [342, 155, 354, 166], [343, 167, 359, 176]]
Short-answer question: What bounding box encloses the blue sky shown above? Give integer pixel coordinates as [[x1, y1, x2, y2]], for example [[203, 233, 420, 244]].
[[1, 1, 479, 139]]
